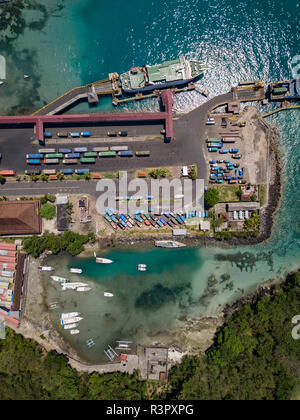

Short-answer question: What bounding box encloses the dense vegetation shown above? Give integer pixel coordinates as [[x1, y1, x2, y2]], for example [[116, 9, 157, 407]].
[[23, 230, 96, 258], [204, 188, 219, 207], [39, 203, 56, 220], [0, 272, 299, 400]]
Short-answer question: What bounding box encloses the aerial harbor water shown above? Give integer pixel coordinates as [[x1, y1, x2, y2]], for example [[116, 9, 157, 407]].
[[1, 0, 299, 363]]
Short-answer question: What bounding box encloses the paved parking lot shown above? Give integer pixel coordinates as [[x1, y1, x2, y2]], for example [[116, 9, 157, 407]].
[[0, 120, 207, 179]]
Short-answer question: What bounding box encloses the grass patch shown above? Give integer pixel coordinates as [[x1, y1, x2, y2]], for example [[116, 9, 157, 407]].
[[216, 185, 241, 202]]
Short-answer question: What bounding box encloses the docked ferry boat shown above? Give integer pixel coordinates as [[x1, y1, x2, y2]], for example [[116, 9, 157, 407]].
[[120, 56, 206, 94]]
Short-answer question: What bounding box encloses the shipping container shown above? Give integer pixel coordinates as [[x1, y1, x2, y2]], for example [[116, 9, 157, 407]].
[[0, 170, 15, 176], [38, 148, 55, 154], [43, 169, 57, 175], [83, 152, 98, 158], [26, 154, 44, 159], [73, 147, 88, 153], [45, 153, 63, 159], [59, 148, 72, 154], [80, 158, 96, 164], [27, 159, 41, 165], [61, 169, 74, 175], [44, 159, 59, 164], [92, 147, 109, 152], [135, 151, 150, 157], [75, 169, 90, 174], [62, 159, 78, 165], [118, 151, 133, 157], [65, 153, 80, 159], [110, 146, 128, 152], [99, 151, 117, 158]]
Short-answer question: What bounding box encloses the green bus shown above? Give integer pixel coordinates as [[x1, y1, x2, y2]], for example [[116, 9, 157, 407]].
[[135, 151, 150, 157], [45, 153, 63, 159], [99, 151, 117, 158], [83, 152, 98, 158], [80, 157, 96, 164]]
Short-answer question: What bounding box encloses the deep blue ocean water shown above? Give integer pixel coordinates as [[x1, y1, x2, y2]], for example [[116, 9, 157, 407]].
[[1, 0, 299, 362]]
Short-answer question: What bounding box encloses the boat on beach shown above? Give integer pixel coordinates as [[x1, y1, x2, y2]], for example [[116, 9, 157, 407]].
[[76, 286, 91, 292], [70, 329, 80, 335], [69, 268, 82, 274], [39, 266, 54, 272], [94, 252, 113, 264], [154, 240, 186, 248], [61, 312, 80, 319], [60, 316, 83, 325], [62, 282, 88, 290], [64, 323, 79, 330], [51, 275, 67, 283]]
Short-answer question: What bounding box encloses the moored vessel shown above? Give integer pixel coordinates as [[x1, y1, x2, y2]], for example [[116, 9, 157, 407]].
[[51, 275, 67, 283], [69, 268, 82, 274], [155, 240, 186, 248], [70, 329, 80, 335], [120, 55, 206, 94], [94, 252, 113, 264], [104, 292, 114, 297], [61, 312, 80, 319]]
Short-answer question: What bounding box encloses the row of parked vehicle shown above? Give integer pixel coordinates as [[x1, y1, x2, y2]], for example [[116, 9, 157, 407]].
[[44, 131, 128, 138], [104, 209, 209, 231]]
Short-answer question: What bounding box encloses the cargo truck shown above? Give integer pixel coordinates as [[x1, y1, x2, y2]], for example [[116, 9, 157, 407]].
[[118, 151, 133, 157], [44, 159, 59, 164], [27, 159, 41, 165], [26, 154, 44, 159], [75, 169, 90, 174], [135, 151, 150, 157]]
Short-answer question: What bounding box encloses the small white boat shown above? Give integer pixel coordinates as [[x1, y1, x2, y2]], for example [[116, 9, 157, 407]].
[[104, 292, 114, 297], [61, 316, 83, 325], [76, 287, 91, 292], [62, 282, 88, 290], [69, 268, 82, 274], [137, 264, 147, 271], [0, 81, 4, 86], [39, 266, 54, 272], [64, 323, 78, 330], [51, 275, 67, 283], [70, 329, 80, 335], [94, 252, 113, 264], [61, 312, 80, 320], [24, 75, 30, 79]]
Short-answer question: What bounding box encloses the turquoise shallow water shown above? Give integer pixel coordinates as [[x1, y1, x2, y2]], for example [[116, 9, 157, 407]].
[[1, 0, 299, 362]]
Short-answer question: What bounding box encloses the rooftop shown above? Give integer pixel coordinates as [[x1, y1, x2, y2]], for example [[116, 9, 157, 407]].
[[0, 201, 42, 235]]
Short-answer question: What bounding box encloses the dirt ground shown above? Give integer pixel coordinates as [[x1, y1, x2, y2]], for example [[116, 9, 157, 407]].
[[203, 106, 269, 186]]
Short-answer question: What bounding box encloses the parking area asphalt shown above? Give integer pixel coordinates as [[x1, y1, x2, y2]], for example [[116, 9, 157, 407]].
[[0, 120, 206, 178]]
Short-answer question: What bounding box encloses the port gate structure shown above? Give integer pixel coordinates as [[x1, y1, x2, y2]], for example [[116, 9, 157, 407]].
[[0, 90, 174, 142]]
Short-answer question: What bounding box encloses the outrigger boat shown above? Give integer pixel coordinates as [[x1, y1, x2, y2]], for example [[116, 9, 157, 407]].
[[51, 275, 67, 283], [94, 252, 113, 264]]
